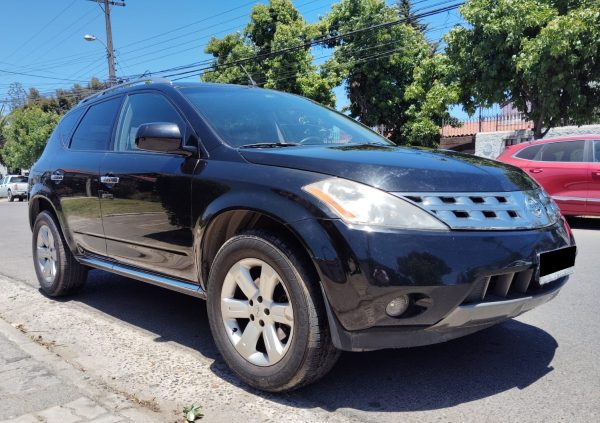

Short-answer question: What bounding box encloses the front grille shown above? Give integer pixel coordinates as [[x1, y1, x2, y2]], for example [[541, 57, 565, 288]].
[[462, 268, 567, 304], [392, 190, 559, 230], [464, 269, 534, 303]]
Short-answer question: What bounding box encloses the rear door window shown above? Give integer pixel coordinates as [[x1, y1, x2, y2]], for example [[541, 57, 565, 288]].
[[514, 144, 543, 160], [70, 97, 121, 151], [539, 140, 586, 162], [594, 140, 600, 162]]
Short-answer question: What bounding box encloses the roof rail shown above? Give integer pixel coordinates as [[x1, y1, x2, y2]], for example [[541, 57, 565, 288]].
[[77, 77, 172, 106]]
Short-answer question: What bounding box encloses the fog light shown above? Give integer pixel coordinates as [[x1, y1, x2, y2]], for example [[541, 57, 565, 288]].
[[386, 295, 410, 317]]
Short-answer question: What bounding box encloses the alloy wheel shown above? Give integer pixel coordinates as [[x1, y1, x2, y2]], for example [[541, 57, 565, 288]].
[[220, 258, 294, 366], [36, 224, 57, 284]]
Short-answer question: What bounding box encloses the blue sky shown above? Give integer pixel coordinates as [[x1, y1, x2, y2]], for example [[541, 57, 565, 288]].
[[0, 0, 463, 111]]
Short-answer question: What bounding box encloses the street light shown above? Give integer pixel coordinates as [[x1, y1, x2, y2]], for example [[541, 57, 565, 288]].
[[83, 34, 116, 85]]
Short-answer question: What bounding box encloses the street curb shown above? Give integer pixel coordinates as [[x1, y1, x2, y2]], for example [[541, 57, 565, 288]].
[[0, 313, 165, 422]]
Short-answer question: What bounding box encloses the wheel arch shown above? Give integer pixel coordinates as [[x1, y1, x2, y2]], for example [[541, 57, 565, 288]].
[[29, 194, 77, 254], [198, 208, 320, 291]]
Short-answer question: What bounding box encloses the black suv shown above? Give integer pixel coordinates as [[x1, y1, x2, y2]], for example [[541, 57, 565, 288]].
[[29, 79, 576, 392]]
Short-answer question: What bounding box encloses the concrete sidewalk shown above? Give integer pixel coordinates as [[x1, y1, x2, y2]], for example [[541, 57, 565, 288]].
[[0, 319, 163, 423]]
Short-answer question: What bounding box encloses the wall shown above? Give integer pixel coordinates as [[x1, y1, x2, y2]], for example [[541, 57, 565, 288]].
[[474, 124, 600, 159]]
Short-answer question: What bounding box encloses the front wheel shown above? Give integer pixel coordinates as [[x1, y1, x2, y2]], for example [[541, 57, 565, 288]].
[[207, 230, 340, 392], [7, 190, 13, 202]]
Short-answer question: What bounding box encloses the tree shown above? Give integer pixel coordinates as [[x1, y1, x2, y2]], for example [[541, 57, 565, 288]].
[[7, 82, 27, 110], [202, 0, 337, 106], [403, 54, 460, 147], [1, 106, 59, 170], [396, 0, 427, 32], [446, 0, 600, 138], [321, 0, 431, 143]]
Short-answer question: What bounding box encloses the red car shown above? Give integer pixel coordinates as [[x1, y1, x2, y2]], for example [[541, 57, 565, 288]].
[[497, 135, 600, 216]]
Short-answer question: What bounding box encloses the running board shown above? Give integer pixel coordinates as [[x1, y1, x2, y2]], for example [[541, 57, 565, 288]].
[[79, 257, 206, 299]]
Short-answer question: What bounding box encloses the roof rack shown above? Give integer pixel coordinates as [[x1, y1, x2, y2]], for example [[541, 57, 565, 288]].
[[77, 77, 172, 106]]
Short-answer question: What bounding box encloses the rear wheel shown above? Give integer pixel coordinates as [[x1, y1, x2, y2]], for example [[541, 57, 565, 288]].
[[7, 190, 13, 202], [207, 230, 340, 392], [32, 211, 88, 296]]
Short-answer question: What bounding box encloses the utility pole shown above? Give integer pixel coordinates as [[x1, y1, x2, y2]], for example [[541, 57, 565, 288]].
[[88, 0, 125, 85]]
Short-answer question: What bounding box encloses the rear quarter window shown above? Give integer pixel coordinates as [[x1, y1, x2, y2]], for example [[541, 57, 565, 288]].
[[514, 144, 543, 160], [55, 108, 84, 147]]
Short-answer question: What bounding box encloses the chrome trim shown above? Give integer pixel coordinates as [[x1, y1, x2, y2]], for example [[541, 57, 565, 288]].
[[552, 195, 587, 202], [430, 285, 562, 330], [540, 266, 575, 285], [100, 176, 120, 184], [586, 198, 600, 203], [392, 190, 560, 230], [79, 257, 206, 298]]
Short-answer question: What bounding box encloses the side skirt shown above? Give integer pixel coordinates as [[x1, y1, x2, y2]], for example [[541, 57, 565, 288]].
[[79, 256, 206, 299]]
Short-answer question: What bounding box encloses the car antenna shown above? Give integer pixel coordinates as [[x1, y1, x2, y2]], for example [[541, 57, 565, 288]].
[[239, 64, 257, 87]]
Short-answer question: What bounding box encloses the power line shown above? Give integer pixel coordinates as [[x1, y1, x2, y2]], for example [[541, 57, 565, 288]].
[[157, 2, 463, 81], [4, 0, 79, 62]]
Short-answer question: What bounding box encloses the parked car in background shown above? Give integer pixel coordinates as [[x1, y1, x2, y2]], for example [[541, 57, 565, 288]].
[[28, 79, 576, 392], [0, 175, 29, 202], [497, 136, 600, 216]]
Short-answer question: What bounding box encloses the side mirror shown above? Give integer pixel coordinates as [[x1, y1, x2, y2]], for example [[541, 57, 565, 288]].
[[135, 122, 187, 155]]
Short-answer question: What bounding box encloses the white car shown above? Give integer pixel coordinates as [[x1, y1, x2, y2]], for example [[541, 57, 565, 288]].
[[0, 175, 28, 202]]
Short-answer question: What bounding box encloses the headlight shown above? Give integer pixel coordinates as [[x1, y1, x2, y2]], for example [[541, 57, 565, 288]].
[[538, 189, 561, 224], [303, 178, 448, 230]]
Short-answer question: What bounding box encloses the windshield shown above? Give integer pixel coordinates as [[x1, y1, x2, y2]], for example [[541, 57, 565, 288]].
[[11, 176, 28, 183], [181, 86, 392, 148]]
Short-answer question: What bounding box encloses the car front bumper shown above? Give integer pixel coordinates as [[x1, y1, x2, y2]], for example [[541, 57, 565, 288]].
[[324, 280, 565, 351], [292, 217, 575, 351]]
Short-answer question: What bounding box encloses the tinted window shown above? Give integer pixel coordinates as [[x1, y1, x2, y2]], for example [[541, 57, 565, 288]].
[[56, 109, 84, 147], [10, 176, 28, 183], [182, 87, 392, 148], [115, 93, 185, 151], [594, 140, 600, 162], [540, 141, 586, 162], [70, 97, 121, 151], [515, 144, 543, 160]]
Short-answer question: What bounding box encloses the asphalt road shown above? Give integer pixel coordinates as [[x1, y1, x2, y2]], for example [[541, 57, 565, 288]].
[[1, 199, 599, 422]]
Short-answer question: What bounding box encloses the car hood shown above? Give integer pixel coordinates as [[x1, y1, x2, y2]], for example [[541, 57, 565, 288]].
[[239, 144, 537, 192]]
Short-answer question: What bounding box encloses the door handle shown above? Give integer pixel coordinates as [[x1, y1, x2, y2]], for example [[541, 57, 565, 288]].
[[50, 170, 64, 183], [100, 175, 120, 184], [529, 168, 544, 174]]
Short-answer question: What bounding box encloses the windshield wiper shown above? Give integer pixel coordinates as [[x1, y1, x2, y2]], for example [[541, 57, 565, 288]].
[[238, 142, 300, 149]]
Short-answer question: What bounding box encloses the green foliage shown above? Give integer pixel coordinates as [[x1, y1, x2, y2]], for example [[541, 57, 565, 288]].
[[1, 106, 59, 170], [404, 54, 460, 146], [183, 403, 203, 422], [321, 0, 432, 143], [446, 0, 600, 138], [396, 0, 428, 32], [202, 0, 337, 106], [26, 78, 109, 114]]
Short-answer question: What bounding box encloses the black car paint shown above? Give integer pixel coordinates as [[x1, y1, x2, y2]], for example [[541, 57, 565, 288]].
[[28, 82, 575, 350]]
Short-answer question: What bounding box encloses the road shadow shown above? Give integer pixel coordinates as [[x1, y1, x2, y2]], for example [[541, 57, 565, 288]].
[[66, 269, 559, 413], [566, 216, 600, 230]]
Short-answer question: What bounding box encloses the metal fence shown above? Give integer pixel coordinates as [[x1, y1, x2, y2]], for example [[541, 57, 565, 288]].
[[441, 112, 533, 137]]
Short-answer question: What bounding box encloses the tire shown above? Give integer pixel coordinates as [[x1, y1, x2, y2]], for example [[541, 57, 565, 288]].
[[32, 211, 88, 297], [207, 230, 340, 392], [18, 196, 24, 202], [7, 190, 13, 202]]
